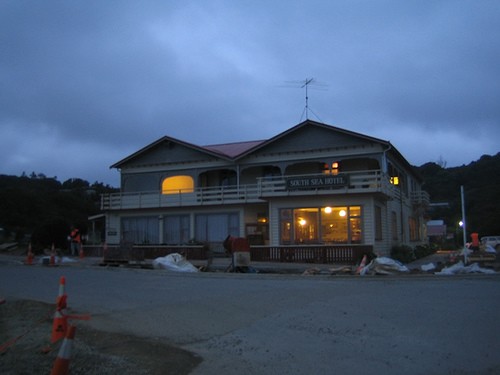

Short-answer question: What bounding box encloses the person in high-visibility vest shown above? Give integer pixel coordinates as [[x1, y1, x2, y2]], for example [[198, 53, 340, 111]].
[[69, 227, 81, 256], [470, 232, 480, 252]]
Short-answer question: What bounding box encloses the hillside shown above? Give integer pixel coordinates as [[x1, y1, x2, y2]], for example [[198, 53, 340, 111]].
[[0, 174, 117, 251], [417, 152, 500, 236]]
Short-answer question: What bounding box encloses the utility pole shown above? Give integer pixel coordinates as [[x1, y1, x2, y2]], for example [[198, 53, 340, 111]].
[[460, 185, 468, 264]]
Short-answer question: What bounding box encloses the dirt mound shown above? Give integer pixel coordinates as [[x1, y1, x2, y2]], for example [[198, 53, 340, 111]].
[[0, 299, 201, 374]]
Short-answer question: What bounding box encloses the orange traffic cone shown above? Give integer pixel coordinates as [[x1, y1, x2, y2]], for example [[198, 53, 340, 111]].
[[51, 276, 68, 343], [25, 243, 34, 265], [79, 243, 84, 260], [56, 276, 67, 310], [356, 254, 368, 275], [50, 325, 76, 375], [51, 309, 68, 343]]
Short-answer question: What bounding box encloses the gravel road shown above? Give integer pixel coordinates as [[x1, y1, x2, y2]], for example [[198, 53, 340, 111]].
[[1, 256, 500, 374]]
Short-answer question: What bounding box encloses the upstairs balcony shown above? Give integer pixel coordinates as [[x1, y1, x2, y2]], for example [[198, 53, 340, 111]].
[[101, 170, 403, 210], [411, 190, 431, 206]]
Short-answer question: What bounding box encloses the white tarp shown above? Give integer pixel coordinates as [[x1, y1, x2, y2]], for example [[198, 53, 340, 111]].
[[420, 263, 436, 272], [39, 256, 77, 265], [152, 253, 199, 272], [435, 261, 495, 275], [360, 257, 409, 275], [484, 245, 497, 254]]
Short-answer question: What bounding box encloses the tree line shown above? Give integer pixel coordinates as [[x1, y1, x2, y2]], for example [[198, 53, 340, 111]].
[[417, 152, 500, 239], [0, 174, 117, 251]]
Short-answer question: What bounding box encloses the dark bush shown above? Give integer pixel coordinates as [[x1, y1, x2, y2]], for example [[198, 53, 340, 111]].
[[414, 244, 436, 259], [31, 218, 75, 252], [390, 245, 415, 264]]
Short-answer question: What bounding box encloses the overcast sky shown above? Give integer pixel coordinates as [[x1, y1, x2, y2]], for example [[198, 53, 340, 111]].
[[1, 1, 499, 186]]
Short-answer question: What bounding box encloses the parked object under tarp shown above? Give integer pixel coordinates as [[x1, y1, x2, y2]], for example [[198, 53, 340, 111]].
[[359, 257, 410, 275], [435, 261, 495, 275], [152, 253, 199, 272]]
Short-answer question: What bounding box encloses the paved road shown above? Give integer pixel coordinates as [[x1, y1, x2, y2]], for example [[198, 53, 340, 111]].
[[1, 257, 500, 374]]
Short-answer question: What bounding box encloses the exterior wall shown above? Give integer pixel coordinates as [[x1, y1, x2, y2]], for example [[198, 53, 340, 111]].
[[105, 213, 121, 244], [362, 198, 375, 249], [375, 199, 391, 255]]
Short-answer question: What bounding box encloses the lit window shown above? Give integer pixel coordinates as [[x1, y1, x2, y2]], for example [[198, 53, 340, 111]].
[[332, 162, 339, 175], [162, 176, 194, 194], [322, 163, 330, 174]]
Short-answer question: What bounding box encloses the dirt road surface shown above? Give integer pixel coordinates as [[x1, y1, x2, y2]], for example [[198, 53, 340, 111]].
[[1, 255, 500, 374]]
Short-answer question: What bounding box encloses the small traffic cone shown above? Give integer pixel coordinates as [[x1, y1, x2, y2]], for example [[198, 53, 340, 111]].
[[51, 276, 68, 342], [79, 243, 84, 260], [356, 254, 368, 275], [51, 309, 68, 343], [25, 243, 34, 265], [56, 276, 67, 309], [50, 325, 76, 375]]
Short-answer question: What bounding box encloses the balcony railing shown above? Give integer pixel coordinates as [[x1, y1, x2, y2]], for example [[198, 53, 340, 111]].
[[411, 190, 431, 206], [101, 170, 397, 210]]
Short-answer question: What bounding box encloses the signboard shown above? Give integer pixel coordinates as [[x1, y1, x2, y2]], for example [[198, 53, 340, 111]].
[[286, 174, 349, 190]]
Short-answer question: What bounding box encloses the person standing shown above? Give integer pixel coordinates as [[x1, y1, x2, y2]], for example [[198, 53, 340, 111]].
[[470, 232, 480, 252], [69, 226, 81, 256]]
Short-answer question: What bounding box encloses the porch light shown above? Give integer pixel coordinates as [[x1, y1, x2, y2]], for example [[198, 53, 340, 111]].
[[324, 206, 332, 214], [391, 176, 399, 185], [298, 218, 307, 226], [339, 209, 347, 217]]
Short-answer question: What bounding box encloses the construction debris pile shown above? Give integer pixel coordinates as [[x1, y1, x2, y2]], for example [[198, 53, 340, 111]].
[[152, 253, 199, 272]]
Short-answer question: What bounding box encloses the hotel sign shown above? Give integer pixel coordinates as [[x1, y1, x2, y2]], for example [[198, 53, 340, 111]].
[[286, 174, 349, 190]]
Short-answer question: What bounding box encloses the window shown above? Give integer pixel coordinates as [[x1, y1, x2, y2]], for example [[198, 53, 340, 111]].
[[349, 206, 362, 244], [164, 215, 190, 245], [195, 213, 239, 244], [280, 209, 292, 243], [322, 162, 340, 175], [331, 162, 339, 175], [162, 176, 194, 194], [121, 216, 159, 244], [409, 217, 419, 241], [294, 208, 318, 243], [280, 206, 362, 245], [321, 207, 348, 243]]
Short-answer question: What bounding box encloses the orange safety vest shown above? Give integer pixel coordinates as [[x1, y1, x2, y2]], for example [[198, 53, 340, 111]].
[[471, 232, 479, 247], [70, 229, 81, 243]]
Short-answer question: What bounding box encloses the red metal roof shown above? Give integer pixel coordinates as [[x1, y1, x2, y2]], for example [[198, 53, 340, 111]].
[[203, 140, 265, 158]]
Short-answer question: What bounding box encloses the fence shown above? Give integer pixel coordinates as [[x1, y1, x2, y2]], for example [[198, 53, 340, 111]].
[[251, 245, 372, 264], [84, 244, 372, 265]]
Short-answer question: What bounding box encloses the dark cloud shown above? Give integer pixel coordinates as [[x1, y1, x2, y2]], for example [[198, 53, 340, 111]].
[[1, 1, 499, 185]]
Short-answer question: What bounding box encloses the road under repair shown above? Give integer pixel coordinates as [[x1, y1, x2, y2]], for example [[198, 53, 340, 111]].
[[1, 257, 499, 374]]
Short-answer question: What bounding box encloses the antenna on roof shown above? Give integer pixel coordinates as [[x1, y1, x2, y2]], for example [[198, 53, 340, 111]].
[[280, 78, 328, 122]]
